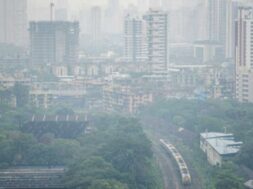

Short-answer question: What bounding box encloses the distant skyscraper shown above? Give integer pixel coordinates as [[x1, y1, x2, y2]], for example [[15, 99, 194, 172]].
[[143, 9, 170, 73], [124, 15, 146, 63], [104, 0, 123, 34], [0, 0, 28, 47], [90, 6, 102, 42], [197, 0, 209, 41], [79, 8, 90, 35], [225, 0, 238, 58], [235, 7, 253, 102], [30, 21, 79, 64], [207, 0, 227, 45]]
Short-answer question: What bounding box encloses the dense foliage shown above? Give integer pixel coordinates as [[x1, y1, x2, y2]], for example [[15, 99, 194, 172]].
[[142, 99, 253, 170], [65, 116, 160, 189], [0, 100, 161, 189], [141, 100, 253, 189]]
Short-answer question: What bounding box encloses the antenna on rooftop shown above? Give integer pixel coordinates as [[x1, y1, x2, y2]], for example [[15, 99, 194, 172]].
[[50, 0, 55, 21]]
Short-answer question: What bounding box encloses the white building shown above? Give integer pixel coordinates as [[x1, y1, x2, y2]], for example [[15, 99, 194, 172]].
[[103, 85, 153, 114], [143, 9, 170, 73], [235, 7, 253, 102], [225, 0, 238, 58], [207, 0, 227, 44], [90, 6, 102, 42], [0, 0, 28, 47], [200, 132, 242, 166], [124, 15, 146, 63]]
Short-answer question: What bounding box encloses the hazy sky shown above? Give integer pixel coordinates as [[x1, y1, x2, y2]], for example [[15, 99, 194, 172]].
[[28, 0, 200, 21], [32, 0, 192, 10]]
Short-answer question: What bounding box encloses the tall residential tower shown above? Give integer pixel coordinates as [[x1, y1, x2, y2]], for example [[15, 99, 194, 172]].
[[124, 15, 146, 63], [235, 7, 253, 102], [143, 9, 169, 73]]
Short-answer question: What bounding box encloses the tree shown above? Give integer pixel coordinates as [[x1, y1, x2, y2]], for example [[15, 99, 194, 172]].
[[64, 157, 122, 189], [237, 136, 253, 169], [215, 172, 243, 189], [88, 180, 128, 189]]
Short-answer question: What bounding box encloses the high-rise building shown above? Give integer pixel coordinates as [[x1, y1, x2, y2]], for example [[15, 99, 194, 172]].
[[30, 21, 79, 64], [235, 7, 253, 102], [124, 15, 146, 63], [104, 0, 123, 34], [207, 0, 227, 45], [143, 9, 169, 73], [90, 6, 102, 42], [225, 0, 238, 58], [0, 0, 28, 47]]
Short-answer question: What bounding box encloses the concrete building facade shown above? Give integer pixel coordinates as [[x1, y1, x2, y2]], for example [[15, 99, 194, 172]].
[[225, 0, 238, 58], [90, 6, 102, 42], [143, 9, 170, 73], [124, 15, 146, 63], [207, 0, 227, 44], [235, 7, 253, 102], [103, 85, 153, 114], [30, 21, 79, 64], [200, 132, 242, 166]]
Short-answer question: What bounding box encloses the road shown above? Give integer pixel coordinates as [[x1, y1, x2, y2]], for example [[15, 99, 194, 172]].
[[141, 117, 203, 189]]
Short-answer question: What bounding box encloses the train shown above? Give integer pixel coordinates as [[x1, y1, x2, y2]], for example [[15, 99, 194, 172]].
[[160, 139, 191, 185]]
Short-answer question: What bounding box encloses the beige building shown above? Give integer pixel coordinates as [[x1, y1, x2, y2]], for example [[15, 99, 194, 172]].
[[103, 85, 153, 114], [235, 7, 253, 102], [200, 132, 242, 166]]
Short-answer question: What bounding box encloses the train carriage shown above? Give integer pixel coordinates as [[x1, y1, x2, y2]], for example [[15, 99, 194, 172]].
[[160, 139, 191, 185]]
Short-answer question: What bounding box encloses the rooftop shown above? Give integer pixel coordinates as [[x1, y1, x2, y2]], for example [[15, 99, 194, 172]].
[[200, 132, 234, 139], [200, 132, 243, 155], [245, 180, 253, 189], [207, 138, 242, 155], [30, 114, 88, 122]]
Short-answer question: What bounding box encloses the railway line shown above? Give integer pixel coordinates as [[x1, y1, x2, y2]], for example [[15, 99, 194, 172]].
[[160, 139, 191, 186], [141, 117, 203, 189]]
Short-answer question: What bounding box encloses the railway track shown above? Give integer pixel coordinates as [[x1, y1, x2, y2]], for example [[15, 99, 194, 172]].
[[160, 139, 191, 185], [141, 117, 203, 189]]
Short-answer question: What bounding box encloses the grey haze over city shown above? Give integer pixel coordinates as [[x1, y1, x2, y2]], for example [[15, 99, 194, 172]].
[[1, 0, 253, 189]]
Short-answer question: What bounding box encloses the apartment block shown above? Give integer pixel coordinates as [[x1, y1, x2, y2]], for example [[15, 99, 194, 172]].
[[103, 85, 153, 114]]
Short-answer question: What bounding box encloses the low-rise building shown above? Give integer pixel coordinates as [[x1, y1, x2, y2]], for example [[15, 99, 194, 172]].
[[29, 82, 86, 109], [245, 180, 253, 189], [200, 132, 242, 166], [103, 85, 153, 114]]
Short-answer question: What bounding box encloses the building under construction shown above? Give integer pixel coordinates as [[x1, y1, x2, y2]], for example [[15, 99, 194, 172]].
[[29, 21, 79, 64]]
